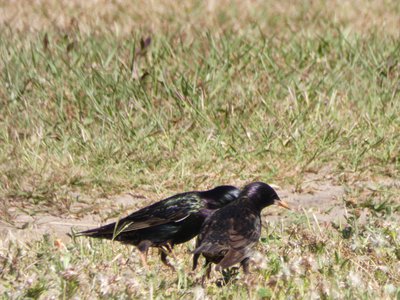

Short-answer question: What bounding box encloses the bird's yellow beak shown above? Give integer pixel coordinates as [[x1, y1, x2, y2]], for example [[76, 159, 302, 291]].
[[275, 199, 290, 210]]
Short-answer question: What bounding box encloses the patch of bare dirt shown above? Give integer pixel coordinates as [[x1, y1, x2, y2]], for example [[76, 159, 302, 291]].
[[1, 177, 398, 246], [260, 180, 348, 226], [0, 193, 142, 244]]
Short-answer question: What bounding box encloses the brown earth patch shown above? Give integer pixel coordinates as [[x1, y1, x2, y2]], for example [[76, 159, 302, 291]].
[[1, 176, 399, 246], [0, 181, 347, 245]]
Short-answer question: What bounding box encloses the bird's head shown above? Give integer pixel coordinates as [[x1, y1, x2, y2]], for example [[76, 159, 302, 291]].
[[200, 185, 240, 209], [241, 182, 290, 211]]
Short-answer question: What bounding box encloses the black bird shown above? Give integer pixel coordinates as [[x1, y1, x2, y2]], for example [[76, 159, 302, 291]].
[[75, 185, 240, 269], [192, 182, 289, 281]]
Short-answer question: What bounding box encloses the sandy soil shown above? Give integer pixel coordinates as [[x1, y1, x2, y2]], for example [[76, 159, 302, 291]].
[[0, 180, 348, 245], [1, 176, 398, 246]]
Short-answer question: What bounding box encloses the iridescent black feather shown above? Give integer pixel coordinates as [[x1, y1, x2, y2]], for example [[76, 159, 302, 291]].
[[75, 185, 240, 269]]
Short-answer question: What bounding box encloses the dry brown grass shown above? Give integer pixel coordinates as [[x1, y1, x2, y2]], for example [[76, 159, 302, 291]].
[[1, 0, 399, 37]]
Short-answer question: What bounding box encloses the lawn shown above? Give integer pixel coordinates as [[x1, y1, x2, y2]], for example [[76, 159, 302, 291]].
[[0, 0, 399, 298]]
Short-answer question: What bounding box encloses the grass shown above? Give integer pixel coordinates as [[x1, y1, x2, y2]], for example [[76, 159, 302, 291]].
[[0, 0, 399, 298], [1, 198, 400, 299]]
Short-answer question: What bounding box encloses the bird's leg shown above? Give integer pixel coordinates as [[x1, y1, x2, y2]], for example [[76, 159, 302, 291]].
[[241, 258, 254, 286], [160, 245, 169, 253], [192, 253, 200, 271], [159, 248, 175, 271], [139, 251, 149, 271], [163, 242, 177, 260], [125, 246, 134, 265], [241, 258, 250, 274], [164, 242, 173, 253], [137, 241, 152, 271], [201, 260, 212, 287], [205, 261, 212, 279]]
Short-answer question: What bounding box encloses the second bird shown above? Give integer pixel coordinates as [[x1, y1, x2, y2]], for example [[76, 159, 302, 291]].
[[192, 182, 290, 281]]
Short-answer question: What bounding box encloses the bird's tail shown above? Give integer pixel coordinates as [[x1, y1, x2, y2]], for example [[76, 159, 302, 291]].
[[193, 242, 210, 255], [74, 222, 117, 240]]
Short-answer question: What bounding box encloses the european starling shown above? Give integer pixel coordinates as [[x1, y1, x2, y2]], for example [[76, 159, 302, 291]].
[[192, 182, 289, 281], [75, 185, 240, 269]]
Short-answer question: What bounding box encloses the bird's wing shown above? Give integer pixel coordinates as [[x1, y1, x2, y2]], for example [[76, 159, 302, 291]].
[[193, 207, 232, 253], [117, 193, 202, 232], [215, 225, 259, 269], [194, 207, 261, 269], [216, 248, 251, 270]]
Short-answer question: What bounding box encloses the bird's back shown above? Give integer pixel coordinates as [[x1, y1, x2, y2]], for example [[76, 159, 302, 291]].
[[76, 192, 205, 245]]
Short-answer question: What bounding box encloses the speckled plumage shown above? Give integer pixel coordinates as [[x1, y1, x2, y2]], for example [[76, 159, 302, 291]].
[[192, 182, 289, 279], [76, 185, 240, 269]]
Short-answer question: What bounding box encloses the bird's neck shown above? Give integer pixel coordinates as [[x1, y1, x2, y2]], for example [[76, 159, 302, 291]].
[[239, 196, 264, 213]]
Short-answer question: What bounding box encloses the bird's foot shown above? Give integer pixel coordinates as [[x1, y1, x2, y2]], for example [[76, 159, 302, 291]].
[[159, 248, 176, 271], [139, 252, 150, 271], [164, 261, 176, 271]]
